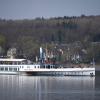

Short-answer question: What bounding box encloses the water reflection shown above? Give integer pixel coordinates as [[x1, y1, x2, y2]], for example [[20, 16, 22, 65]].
[[95, 70, 100, 100], [0, 75, 95, 100]]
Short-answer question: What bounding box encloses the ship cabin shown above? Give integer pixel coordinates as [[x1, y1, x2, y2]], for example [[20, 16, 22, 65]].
[[0, 58, 27, 72], [0, 58, 27, 65], [40, 63, 56, 69]]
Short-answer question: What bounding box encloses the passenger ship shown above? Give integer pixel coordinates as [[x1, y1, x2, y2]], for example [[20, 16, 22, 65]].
[[0, 47, 95, 76], [0, 58, 95, 76]]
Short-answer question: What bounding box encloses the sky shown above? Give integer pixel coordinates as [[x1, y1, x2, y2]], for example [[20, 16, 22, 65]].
[[0, 0, 100, 19]]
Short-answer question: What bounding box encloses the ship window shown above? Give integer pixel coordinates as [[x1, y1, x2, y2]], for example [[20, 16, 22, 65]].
[[14, 68, 17, 71], [5, 68, 8, 71], [48, 65, 50, 69], [0, 67, 4, 71], [18, 62, 20, 65], [9, 68, 13, 71]]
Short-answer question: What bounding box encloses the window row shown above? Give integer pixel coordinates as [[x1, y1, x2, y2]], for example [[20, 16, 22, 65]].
[[0, 67, 19, 71]]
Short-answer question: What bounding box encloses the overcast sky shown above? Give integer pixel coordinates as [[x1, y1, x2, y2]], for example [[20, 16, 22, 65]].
[[0, 0, 100, 19]]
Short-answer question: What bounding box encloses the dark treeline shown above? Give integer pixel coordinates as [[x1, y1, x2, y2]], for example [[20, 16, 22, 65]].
[[0, 15, 100, 63]]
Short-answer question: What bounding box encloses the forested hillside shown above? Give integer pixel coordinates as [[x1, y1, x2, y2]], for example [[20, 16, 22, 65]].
[[0, 15, 100, 63]]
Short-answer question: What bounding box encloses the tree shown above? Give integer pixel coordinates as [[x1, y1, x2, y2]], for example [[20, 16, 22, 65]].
[[0, 35, 6, 47]]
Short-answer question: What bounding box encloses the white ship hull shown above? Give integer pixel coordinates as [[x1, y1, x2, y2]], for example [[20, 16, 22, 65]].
[[21, 68, 95, 76], [0, 65, 95, 76], [0, 71, 19, 75]]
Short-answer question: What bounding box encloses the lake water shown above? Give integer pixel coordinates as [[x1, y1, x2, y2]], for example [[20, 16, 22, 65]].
[[0, 73, 99, 100]]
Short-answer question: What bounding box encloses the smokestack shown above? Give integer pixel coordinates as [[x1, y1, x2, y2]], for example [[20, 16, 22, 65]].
[[40, 47, 43, 59]]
